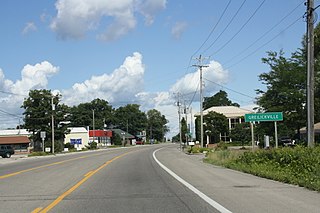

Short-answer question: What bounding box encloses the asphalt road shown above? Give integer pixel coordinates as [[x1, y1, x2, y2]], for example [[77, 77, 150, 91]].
[[0, 144, 319, 213]]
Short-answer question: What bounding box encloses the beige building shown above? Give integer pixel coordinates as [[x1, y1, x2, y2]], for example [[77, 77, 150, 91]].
[[196, 106, 253, 142], [64, 127, 89, 150]]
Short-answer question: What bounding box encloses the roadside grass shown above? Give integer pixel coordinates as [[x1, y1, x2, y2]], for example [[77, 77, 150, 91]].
[[204, 145, 320, 191]]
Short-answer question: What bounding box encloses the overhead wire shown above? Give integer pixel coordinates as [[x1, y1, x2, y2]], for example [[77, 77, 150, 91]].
[[209, 0, 266, 57], [224, 14, 304, 69], [222, 0, 305, 67], [204, 77, 256, 100], [201, 0, 247, 55], [191, 0, 232, 58]]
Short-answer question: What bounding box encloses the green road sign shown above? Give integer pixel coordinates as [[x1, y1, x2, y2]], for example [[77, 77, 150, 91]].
[[245, 112, 283, 122]]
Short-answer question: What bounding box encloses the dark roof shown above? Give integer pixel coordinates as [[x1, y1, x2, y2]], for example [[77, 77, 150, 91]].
[[0, 136, 30, 145], [112, 129, 135, 139]]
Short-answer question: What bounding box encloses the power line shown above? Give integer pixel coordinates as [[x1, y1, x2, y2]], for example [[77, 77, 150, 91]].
[[204, 77, 256, 100], [222, 0, 305, 66], [224, 15, 304, 69], [209, 0, 266, 57], [191, 0, 232, 57], [201, 0, 247, 55]]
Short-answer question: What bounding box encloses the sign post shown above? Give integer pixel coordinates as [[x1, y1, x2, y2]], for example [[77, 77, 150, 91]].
[[245, 112, 283, 148], [40, 131, 46, 152]]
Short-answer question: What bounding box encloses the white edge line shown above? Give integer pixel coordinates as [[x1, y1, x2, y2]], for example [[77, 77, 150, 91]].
[[153, 148, 232, 213]]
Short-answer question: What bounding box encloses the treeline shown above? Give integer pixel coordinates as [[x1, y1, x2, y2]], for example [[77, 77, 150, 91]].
[[21, 89, 169, 144]]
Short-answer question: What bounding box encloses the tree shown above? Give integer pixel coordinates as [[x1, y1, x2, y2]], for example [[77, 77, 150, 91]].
[[114, 104, 147, 135], [203, 90, 239, 110], [229, 123, 251, 146], [146, 109, 169, 141], [195, 111, 228, 143], [256, 50, 307, 138], [69, 98, 113, 129], [21, 89, 69, 151]]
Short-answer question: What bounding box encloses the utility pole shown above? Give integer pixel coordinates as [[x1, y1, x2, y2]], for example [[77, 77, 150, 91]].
[[193, 55, 208, 148], [175, 93, 182, 150], [51, 96, 55, 154], [92, 109, 95, 143], [307, 0, 315, 147]]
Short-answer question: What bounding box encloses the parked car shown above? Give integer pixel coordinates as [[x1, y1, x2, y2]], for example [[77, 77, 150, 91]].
[[279, 136, 295, 147], [0, 145, 15, 158]]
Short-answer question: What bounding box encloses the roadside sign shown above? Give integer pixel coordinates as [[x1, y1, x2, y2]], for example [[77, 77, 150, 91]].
[[40, 131, 46, 139], [245, 112, 283, 122]]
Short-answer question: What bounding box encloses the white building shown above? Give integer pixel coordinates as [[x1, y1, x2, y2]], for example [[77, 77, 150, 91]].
[[64, 127, 89, 150], [196, 106, 253, 142]]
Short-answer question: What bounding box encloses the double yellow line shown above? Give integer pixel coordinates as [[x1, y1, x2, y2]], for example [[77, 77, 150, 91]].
[[32, 152, 129, 213]]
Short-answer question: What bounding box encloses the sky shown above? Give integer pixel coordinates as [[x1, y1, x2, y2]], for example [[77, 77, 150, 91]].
[[0, 0, 316, 138]]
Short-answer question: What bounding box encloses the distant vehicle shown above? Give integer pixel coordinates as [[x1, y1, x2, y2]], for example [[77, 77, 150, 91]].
[[0, 145, 15, 158], [279, 136, 295, 147], [135, 137, 144, 145]]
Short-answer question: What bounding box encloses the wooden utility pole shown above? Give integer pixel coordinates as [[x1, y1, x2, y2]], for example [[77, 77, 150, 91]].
[[307, 0, 315, 147], [193, 55, 208, 148]]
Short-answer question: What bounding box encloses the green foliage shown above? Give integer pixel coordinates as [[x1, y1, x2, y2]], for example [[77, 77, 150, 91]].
[[112, 132, 122, 146], [69, 98, 113, 129], [21, 89, 70, 149], [187, 146, 212, 154], [114, 104, 147, 135], [205, 146, 320, 191], [229, 122, 251, 146], [147, 109, 169, 141], [203, 90, 239, 110], [86, 142, 97, 149]]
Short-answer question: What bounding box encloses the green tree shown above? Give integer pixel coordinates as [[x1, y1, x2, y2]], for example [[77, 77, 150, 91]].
[[21, 89, 69, 151], [146, 109, 169, 141], [195, 111, 228, 143], [180, 117, 188, 142], [114, 104, 147, 135], [203, 90, 239, 110], [229, 122, 251, 146], [256, 50, 306, 138], [69, 98, 113, 129]]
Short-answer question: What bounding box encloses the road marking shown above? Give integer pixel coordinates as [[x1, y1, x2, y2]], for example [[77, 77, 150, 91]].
[[31, 207, 42, 213], [36, 152, 129, 213], [153, 148, 232, 213], [0, 152, 106, 179]]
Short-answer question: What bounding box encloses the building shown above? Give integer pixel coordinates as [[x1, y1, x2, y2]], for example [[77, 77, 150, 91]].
[[89, 130, 112, 146], [0, 129, 32, 153], [64, 127, 89, 150], [299, 122, 320, 143], [196, 106, 253, 142]]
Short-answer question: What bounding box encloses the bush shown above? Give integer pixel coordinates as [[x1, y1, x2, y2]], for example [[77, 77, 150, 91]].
[[205, 146, 320, 191]]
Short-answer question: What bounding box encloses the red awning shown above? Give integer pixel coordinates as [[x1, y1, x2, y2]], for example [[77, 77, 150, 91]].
[[89, 130, 112, 137], [0, 136, 30, 145]]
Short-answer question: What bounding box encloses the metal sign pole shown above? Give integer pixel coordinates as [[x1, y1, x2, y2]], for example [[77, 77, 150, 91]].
[[274, 121, 278, 148], [251, 122, 254, 149]]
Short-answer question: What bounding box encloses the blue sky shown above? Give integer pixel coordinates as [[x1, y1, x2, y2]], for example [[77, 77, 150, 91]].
[[0, 0, 315, 137]]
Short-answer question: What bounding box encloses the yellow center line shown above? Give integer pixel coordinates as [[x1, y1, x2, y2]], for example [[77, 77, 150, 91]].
[[31, 207, 43, 213], [0, 152, 107, 179], [37, 152, 130, 213]]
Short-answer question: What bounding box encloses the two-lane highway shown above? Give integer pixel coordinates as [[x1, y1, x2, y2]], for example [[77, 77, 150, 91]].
[[0, 145, 218, 213], [1, 144, 320, 213]]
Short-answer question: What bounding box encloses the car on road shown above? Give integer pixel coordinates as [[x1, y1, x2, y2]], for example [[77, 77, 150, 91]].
[[0, 145, 15, 158]]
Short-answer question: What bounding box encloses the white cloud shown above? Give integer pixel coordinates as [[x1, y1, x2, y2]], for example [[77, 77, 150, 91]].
[[0, 54, 228, 138], [0, 62, 59, 128], [22, 22, 37, 35], [170, 59, 229, 98], [62, 52, 145, 106], [50, 0, 167, 41], [171, 21, 188, 40]]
